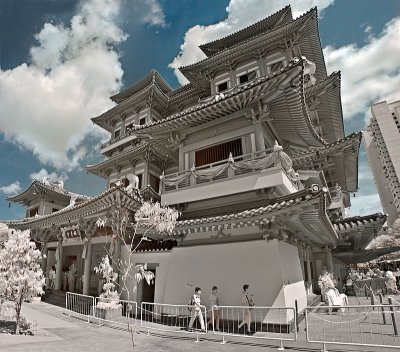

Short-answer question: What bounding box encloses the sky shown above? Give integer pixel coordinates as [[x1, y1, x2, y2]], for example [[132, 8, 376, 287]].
[[0, 0, 399, 220]]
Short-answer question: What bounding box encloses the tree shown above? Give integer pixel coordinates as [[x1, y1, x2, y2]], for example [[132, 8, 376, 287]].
[[0, 226, 45, 334], [95, 200, 180, 349], [368, 218, 400, 249]]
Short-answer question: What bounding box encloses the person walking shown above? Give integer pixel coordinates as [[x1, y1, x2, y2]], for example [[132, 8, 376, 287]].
[[207, 286, 220, 331], [238, 284, 254, 335], [188, 287, 205, 331]]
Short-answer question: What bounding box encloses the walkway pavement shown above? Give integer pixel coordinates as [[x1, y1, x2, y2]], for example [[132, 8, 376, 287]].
[[0, 301, 399, 352]]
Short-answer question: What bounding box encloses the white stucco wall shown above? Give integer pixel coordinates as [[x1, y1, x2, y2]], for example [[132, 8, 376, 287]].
[[162, 239, 306, 318]]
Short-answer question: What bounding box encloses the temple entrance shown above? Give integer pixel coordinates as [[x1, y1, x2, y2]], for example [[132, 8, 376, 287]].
[[142, 269, 155, 309]]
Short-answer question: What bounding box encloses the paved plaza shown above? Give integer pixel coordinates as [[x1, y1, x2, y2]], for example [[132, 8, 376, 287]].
[[0, 301, 399, 352]]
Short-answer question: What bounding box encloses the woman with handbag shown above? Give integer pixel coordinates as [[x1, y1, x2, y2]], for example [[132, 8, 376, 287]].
[[238, 284, 254, 335]]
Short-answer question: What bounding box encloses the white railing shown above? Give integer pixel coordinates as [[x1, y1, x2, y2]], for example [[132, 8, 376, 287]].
[[141, 302, 207, 341], [93, 297, 137, 331], [305, 304, 400, 351], [161, 147, 301, 193], [65, 292, 95, 323], [211, 305, 297, 350]]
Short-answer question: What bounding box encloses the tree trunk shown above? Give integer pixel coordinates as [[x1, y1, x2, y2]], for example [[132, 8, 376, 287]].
[[15, 296, 23, 335]]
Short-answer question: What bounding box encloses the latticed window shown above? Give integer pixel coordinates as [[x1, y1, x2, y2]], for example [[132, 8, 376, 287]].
[[195, 138, 243, 167]]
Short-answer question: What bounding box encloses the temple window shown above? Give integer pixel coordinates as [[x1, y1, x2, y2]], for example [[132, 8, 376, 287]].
[[195, 138, 243, 167], [114, 129, 121, 140], [29, 207, 39, 217], [216, 80, 229, 93], [139, 117, 146, 125], [237, 70, 258, 85]]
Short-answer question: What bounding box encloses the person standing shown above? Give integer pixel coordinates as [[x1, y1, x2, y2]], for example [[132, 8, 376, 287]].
[[238, 284, 254, 335], [48, 266, 56, 291], [208, 286, 220, 331], [188, 287, 205, 331]]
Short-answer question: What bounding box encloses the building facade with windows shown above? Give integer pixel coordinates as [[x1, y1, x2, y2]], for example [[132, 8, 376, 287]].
[[363, 100, 400, 225], [3, 6, 390, 317]]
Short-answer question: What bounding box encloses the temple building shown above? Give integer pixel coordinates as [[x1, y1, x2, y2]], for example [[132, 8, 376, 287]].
[[363, 100, 400, 225], [3, 6, 390, 314]]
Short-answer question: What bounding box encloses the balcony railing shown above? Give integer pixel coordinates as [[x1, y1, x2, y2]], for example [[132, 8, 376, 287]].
[[101, 129, 136, 149], [160, 145, 302, 194]]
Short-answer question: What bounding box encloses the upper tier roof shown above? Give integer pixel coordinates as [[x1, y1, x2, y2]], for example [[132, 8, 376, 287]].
[[110, 70, 173, 104], [130, 57, 326, 148], [199, 6, 293, 56], [180, 7, 327, 87], [7, 180, 90, 206]]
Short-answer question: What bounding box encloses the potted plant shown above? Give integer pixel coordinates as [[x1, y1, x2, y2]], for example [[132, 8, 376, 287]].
[[94, 256, 122, 320]]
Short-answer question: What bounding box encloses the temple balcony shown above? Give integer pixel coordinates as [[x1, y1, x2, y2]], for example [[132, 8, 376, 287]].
[[160, 147, 303, 205], [100, 131, 138, 154]]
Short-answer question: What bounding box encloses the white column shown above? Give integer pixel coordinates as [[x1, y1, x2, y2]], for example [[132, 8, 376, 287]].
[[55, 240, 63, 290], [83, 243, 93, 295], [41, 245, 48, 274]]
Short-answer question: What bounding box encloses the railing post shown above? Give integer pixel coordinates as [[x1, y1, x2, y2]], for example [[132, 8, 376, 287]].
[[388, 298, 399, 336], [378, 293, 387, 324]]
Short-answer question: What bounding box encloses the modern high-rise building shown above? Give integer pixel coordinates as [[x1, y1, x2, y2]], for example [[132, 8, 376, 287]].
[[363, 100, 400, 225]]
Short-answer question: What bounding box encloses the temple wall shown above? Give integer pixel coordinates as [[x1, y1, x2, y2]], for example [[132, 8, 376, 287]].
[[162, 239, 306, 314], [119, 239, 306, 319]]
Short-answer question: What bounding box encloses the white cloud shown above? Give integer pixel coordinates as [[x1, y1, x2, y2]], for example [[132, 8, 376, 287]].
[[0, 182, 22, 196], [324, 17, 400, 120], [30, 169, 68, 183], [0, 0, 165, 171], [169, 0, 335, 84]]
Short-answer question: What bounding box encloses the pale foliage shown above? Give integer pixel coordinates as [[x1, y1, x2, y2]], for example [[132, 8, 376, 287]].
[[135, 201, 180, 234], [0, 227, 45, 334], [94, 256, 121, 309], [318, 271, 337, 290], [368, 219, 400, 249]]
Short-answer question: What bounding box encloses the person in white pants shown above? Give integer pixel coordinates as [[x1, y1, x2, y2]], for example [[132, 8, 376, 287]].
[[188, 287, 205, 331]]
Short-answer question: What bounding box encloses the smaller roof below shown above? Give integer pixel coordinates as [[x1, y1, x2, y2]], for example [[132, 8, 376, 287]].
[[7, 180, 90, 206], [110, 70, 173, 104], [134, 237, 176, 252], [333, 213, 387, 234]]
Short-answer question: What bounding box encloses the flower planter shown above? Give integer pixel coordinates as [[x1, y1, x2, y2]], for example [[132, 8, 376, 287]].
[[95, 306, 122, 320]]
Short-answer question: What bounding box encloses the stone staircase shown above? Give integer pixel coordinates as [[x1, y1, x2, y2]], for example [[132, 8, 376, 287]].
[[42, 290, 67, 308]]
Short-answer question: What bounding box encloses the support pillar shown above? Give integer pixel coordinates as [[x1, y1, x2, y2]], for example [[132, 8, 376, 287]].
[[55, 240, 63, 290], [83, 242, 93, 295], [325, 249, 334, 272], [253, 121, 265, 152], [178, 144, 184, 171], [41, 245, 48, 274]]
